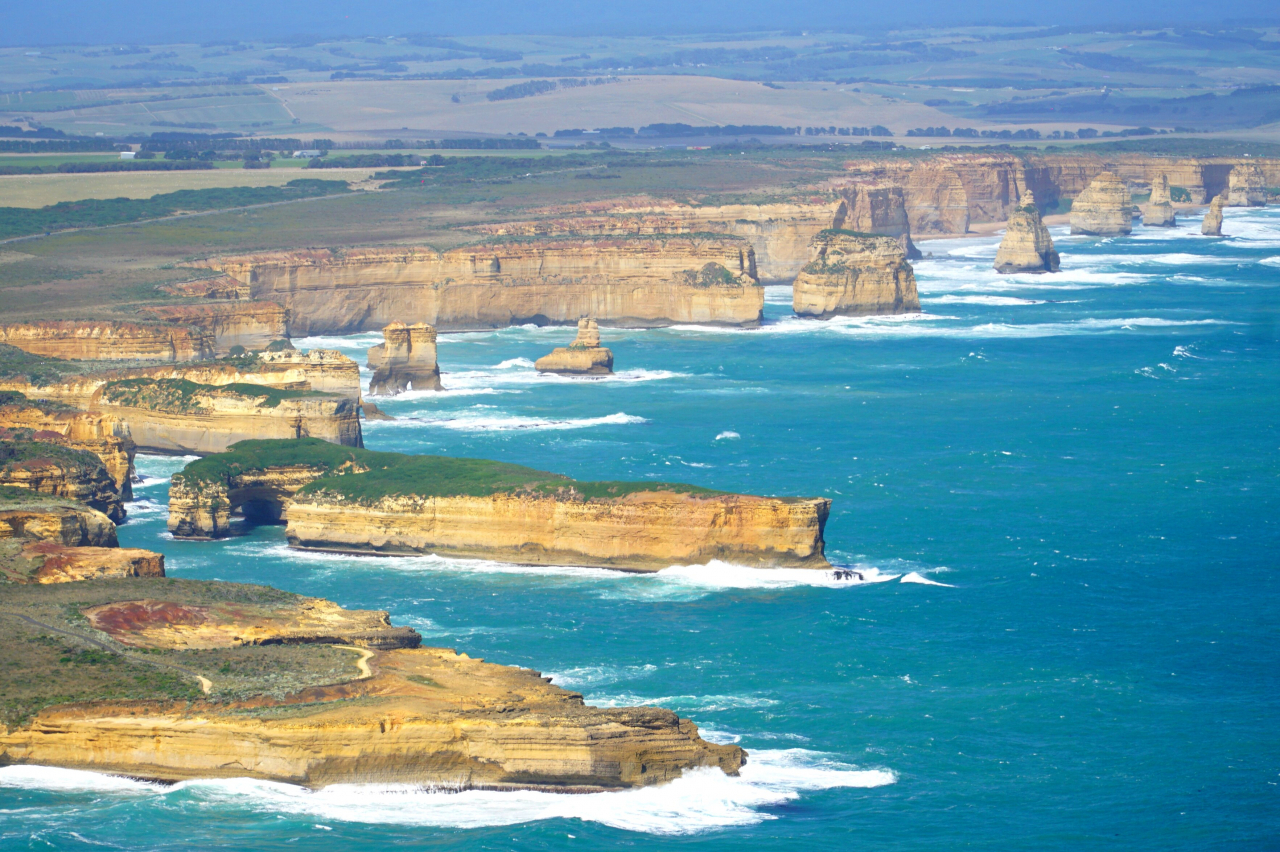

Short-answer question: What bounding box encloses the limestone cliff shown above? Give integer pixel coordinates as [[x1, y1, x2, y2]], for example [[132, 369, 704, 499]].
[[1141, 174, 1177, 227], [0, 322, 214, 362], [367, 322, 442, 395], [1070, 172, 1133, 236], [0, 489, 118, 547], [993, 191, 1060, 274], [830, 183, 921, 259], [793, 230, 920, 318], [159, 276, 251, 300], [0, 441, 125, 522], [1226, 164, 1267, 207], [0, 400, 135, 499], [195, 237, 763, 335], [535, 318, 614, 375], [4, 542, 164, 584], [95, 378, 362, 455], [139, 302, 289, 355], [1202, 195, 1226, 236]]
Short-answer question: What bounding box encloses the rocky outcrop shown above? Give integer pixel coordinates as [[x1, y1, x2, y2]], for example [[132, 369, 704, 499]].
[[6, 542, 164, 584], [0, 441, 125, 522], [830, 184, 921, 259], [0, 490, 118, 547], [1202, 195, 1226, 236], [168, 455, 342, 539], [138, 302, 289, 355], [95, 378, 362, 455], [0, 401, 135, 499], [367, 322, 442, 395], [535, 319, 614, 375], [1141, 174, 1177, 227], [1226, 164, 1267, 207], [159, 276, 250, 300], [0, 322, 215, 362], [792, 230, 920, 318], [195, 237, 763, 335], [994, 190, 1060, 274], [1069, 172, 1133, 236]]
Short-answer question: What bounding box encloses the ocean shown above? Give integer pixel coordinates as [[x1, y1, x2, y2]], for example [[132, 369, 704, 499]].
[[2, 207, 1277, 850]]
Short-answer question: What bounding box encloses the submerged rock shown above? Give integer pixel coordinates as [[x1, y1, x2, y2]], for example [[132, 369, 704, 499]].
[[793, 230, 920, 317], [994, 190, 1060, 274], [535, 318, 614, 375], [1069, 171, 1133, 236], [1202, 195, 1226, 236], [1226, 164, 1267, 207], [1142, 174, 1177, 228], [367, 322, 442, 395]]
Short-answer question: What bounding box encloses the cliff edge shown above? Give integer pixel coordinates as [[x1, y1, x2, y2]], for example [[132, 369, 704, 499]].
[[793, 230, 920, 318]]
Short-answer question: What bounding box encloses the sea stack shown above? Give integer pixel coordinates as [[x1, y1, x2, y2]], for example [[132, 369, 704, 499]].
[[1142, 174, 1177, 228], [534, 318, 614, 375], [1069, 171, 1133, 236], [367, 322, 442, 395], [793, 230, 920, 318], [1202, 195, 1226, 236], [1226, 164, 1267, 207], [993, 190, 1060, 274]]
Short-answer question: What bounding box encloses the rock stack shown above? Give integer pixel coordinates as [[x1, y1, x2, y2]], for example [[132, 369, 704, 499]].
[[1202, 195, 1226, 236], [993, 190, 1060, 274], [1069, 172, 1133, 236], [832, 184, 922, 259], [535, 319, 614, 375], [793, 230, 920, 318], [1142, 174, 1177, 228], [367, 322, 442, 395], [1226, 164, 1267, 207]]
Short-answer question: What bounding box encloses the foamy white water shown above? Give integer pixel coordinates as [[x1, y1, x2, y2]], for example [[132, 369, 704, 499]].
[[368, 407, 647, 432]]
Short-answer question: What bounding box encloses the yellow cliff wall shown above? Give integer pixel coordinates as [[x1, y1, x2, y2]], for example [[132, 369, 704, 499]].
[[0, 322, 214, 362]]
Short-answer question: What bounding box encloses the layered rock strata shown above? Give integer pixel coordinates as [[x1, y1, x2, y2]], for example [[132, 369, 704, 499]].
[[7, 542, 165, 584], [1069, 172, 1133, 236], [95, 379, 362, 455], [792, 230, 921, 318], [195, 238, 763, 334], [159, 276, 250, 300], [0, 400, 135, 499], [139, 302, 289, 355], [0, 441, 125, 522], [0, 489, 118, 547], [993, 191, 1060, 274], [1202, 196, 1226, 236], [0, 322, 215, 362], [831, 184, 921, 259], [1226, 164, 1267, 207], [167, 439, 831, 571], [367, 322, 442, 395], [535, 319, 614, 375], [1141, 174, 1177, 227]]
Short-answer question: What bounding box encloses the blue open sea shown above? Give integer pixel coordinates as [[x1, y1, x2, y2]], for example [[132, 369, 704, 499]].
[[2, 208, 1278, 850]]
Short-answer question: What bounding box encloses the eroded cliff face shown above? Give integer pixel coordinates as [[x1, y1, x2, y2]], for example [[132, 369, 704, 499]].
[[1142, 174, 1177, 228], [829, 184, 921, 259], [139, 302, 289, 355], [1202, 195, 1226, 236], [0, 322, 214, 362], [1226, 164, 1267, 207], [11, 542, 164, 584], [286, 490, 830, 571], [535, 319, 614, 375], [793, 231, 920, 318], [0, 403, 135, 499], [0, 441, 125, 522], [0, 499, 118, 548], [168, 462, 340, 538], [368, 322, 442, 395], [1070, 172, 1133, 236], [994, 191, 1060, 274], [95, 379, 362, 455], [196, 238, 763, 335]]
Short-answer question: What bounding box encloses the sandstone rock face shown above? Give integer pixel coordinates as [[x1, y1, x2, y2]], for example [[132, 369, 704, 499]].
[[535, 319, 614, 375], [168, 461, 334, 538], [1202, 195, 1226, 236], [139, 302, 289, 355], [0, 322, 215, 362], [1226, 164, 1267, 207], [197, 238, 763, 335], [367, 322, 442, 395], [831, 184, 921, 258], [159, 276, 250, 300], [0, 403, 136, 499], [85, 596, 418, 650], [15, 542, 164, 584], [1142, 174, 1177, 227], [1, 644, 744, 790], [792, 231, 921, 318], [994, 191, 1060, 274], [287, 490, 831, 571], [1070, 172, 1133, 236], [0, 499, 118, 547], [95, 379, 362, 455], [0, 442, 125, 522]]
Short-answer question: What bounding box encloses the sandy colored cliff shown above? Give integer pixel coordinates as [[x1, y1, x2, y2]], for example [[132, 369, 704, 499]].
[[195, 237, 763, 335], [0, 440, 125, 523], [1070, 172, 1133, 236], [994, 190, 1060, 274], [4, 542, 164, 584], [535, 318, 614, 375], [0, 400, 135, 499], [139, 302, 289, 355], [367, 322, 442, 395], [1202, 195, 1226, 236], [828, 183, 921, 259], [0, 488, 118, 548], [793, 230, 920, 318], [1141, 174, 1177, 227], [1226, 164, 1267, 207], [0, 322, 215, 362]]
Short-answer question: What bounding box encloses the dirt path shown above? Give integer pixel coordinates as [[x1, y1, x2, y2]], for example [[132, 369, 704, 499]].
[[333, 645, 375, 679]]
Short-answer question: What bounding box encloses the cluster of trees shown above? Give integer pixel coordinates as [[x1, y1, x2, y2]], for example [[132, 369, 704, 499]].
[[802, 126, 894, 137], [485, 77, 615, 102]]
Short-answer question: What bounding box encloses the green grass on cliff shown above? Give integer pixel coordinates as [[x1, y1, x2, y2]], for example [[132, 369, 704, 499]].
[[101, 378, 333, 413], [178, 438, 727, 502], [0, 440, 105, 476]]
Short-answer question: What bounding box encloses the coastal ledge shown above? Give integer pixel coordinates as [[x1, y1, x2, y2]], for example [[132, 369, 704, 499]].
[[168, 439, 831, 571]]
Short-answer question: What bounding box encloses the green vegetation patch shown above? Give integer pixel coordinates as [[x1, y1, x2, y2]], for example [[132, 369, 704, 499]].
[[0, 179, 350, 241], [819, 228, 889, 240], [678, 262, 746, 289], [0, 344, 84, 386], [0, 484, 81, 508], [0, 440, 103, 475], [101, 378, 332, 413]]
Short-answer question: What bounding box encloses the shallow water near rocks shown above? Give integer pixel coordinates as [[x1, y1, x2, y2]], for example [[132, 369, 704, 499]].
[[2, 209, 1278, 849]]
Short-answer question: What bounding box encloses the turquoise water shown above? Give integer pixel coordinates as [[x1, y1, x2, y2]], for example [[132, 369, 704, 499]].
[[3, 208, 1278, 849]]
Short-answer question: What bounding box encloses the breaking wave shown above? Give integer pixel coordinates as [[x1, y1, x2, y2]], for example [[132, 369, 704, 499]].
[[368, 408, 647, 432]]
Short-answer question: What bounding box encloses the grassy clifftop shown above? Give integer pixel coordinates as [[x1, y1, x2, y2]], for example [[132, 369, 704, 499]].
[[101, 378, 333, 413]]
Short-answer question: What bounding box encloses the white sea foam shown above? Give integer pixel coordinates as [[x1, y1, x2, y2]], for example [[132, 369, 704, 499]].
[[368, 408, 648, 432], [0, 751, 894, 834], [1259, 256, 1280, 267], [900, 572, 954, 587], [436, 362, 682, 392], [132, 454, 199, 484], [923, 295, 1046, 306], [715, 431, 741, 441], [292, 332, 385, 351], [762, 284, 793, 305]]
